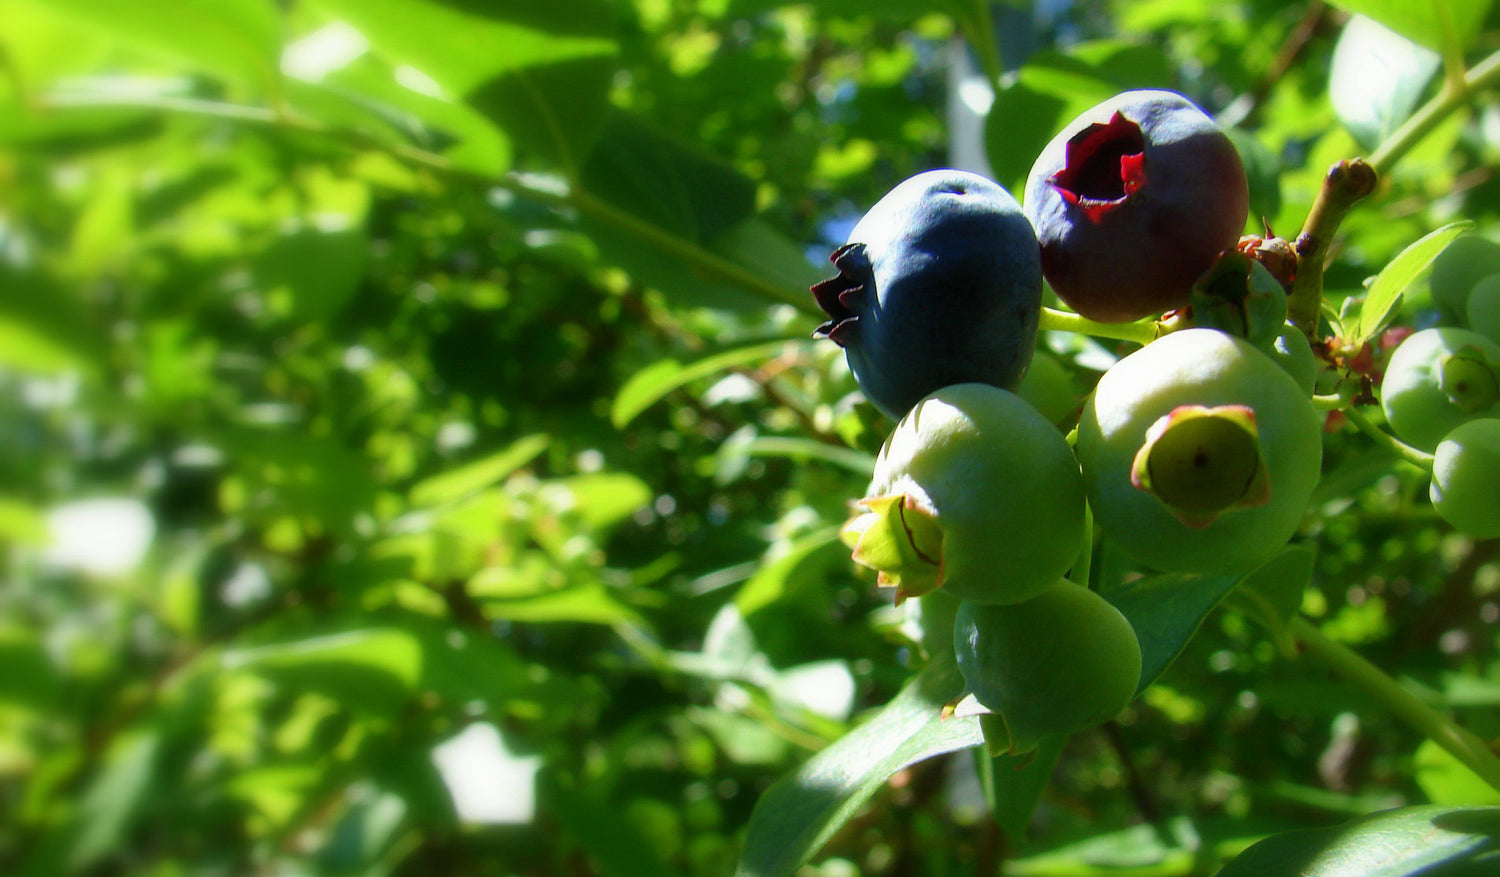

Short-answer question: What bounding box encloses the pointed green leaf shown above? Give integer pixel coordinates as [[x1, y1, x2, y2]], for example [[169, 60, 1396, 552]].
[[1354, 220, 1474, 345], [1326, 0, 1492, 55], [409, 434, 550, 508], [1217, 804, 1500, 876], [1330, 15, 1440, 151], [737, 527, 847, 617], [1101, 567, 1244, 695], [38, 0, 281, 90], [612, 340, 800, 428], [224, 628, 424, 711], [735, 658, 982, 877]]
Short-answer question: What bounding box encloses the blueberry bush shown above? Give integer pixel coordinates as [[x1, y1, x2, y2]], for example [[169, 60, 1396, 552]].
[[5, 1, 1500, 875]]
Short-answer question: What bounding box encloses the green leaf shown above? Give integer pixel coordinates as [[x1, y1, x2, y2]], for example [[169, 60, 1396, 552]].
[[735, 658, 983, 877], [542, 771, 684, 877], [581, 111, 757, 244], [0, 315, 93, 375], [68, 731, 164, 872], [223, 628, 424, 711], [304, 0, 616, 94], [1224, 546, 1317, 652], [306, 0, 617, 170], [978, 732, 1068, 838], [1354, 220, 1474, 344], [479, 583, 645, 627], [736, 527, 848, 617], [1326, 0, 1492, 55], [1100, 566, 1245, 695], [38, 0, 282, 90], [1330, 16, 1440, 151], [409, 434, 550, 507], [719, 436, 877, 479], [251, 223, 368, 321], [538, 473, 653, 532], [612, 339, 800, 428], [1217, 805, 1500, 876], [1417, 740, 1500, 806], [0, 629, 62, 709]]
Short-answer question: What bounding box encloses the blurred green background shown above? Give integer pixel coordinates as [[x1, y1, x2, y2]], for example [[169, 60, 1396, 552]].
[[3, 1, 1500, 874]]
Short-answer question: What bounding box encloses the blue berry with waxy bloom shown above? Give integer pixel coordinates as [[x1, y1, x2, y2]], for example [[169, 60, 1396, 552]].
[[1024, 90, 1249, 323], [812, 170, 1043, 420]]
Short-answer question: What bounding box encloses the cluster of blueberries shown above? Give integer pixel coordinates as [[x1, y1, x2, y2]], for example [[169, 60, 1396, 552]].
[[814, 89, 1500, 752]]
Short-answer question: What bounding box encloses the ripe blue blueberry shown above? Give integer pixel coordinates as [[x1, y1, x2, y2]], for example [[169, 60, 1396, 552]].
[[813, 170, 1042, 420], [1024, 90, 1249, 323]]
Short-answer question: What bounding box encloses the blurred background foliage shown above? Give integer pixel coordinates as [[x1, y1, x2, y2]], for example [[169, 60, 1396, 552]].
[[2, 0, 1500, 874]]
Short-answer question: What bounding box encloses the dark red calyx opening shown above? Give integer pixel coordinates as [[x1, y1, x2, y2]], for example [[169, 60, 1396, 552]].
[[811, 242, 870, 347], [1050, 112, 1147, 222]]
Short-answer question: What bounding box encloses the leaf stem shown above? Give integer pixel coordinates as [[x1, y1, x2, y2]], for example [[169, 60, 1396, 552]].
[[1037, 307, 1161, 346], [1289, 615, 1500, 794], [1340, 405, 1435, 470], [1368, 46, 1500, 177]]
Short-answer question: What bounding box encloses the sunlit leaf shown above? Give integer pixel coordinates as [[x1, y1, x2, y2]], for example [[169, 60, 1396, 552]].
[[224, 628, 424, 710], [613, 340, 800, 428], [1416, 740, 1500, 806], [1217, 804, 1500, 876], [1331, 16, 1441, 152], [37, 0, 281, 90], [1352, 220, 1473, 344], [1326, 0, 1492, 55], [409, 434, 550, 508], [479, 583, 645, 627], [736, 528, 848, 617]]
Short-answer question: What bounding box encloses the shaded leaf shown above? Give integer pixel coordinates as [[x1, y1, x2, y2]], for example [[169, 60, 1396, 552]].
[[979, 732, 1068, 838], [735, 658, 982, 877], [251, 223, 369, 321], [1223, 546, 1317, 658], [542, 771, 684, 877], [1101, 568, 1245, 695]]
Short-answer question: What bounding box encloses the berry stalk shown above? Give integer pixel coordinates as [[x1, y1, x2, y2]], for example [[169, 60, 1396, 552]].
[[1289, 615, 1500, 795]]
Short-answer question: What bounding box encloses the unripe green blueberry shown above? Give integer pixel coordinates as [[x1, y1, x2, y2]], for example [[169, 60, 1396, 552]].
[[953, 580, 1142, 755], [1467, 275, 1500, 345], [1015, 349, 1079, 430], [844, 383, 1085, 605], [1430, 235, 1500, 321], [1380, 328, 1500, 453], [1269, 323, 1318, 396], [1076, 329, 1323, 575], [1430, 419, 1500, 539]]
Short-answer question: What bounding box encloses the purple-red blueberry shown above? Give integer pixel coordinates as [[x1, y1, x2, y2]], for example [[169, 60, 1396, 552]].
[[813, 170, 1042, 420], [1024, 90, 1249, 323]]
